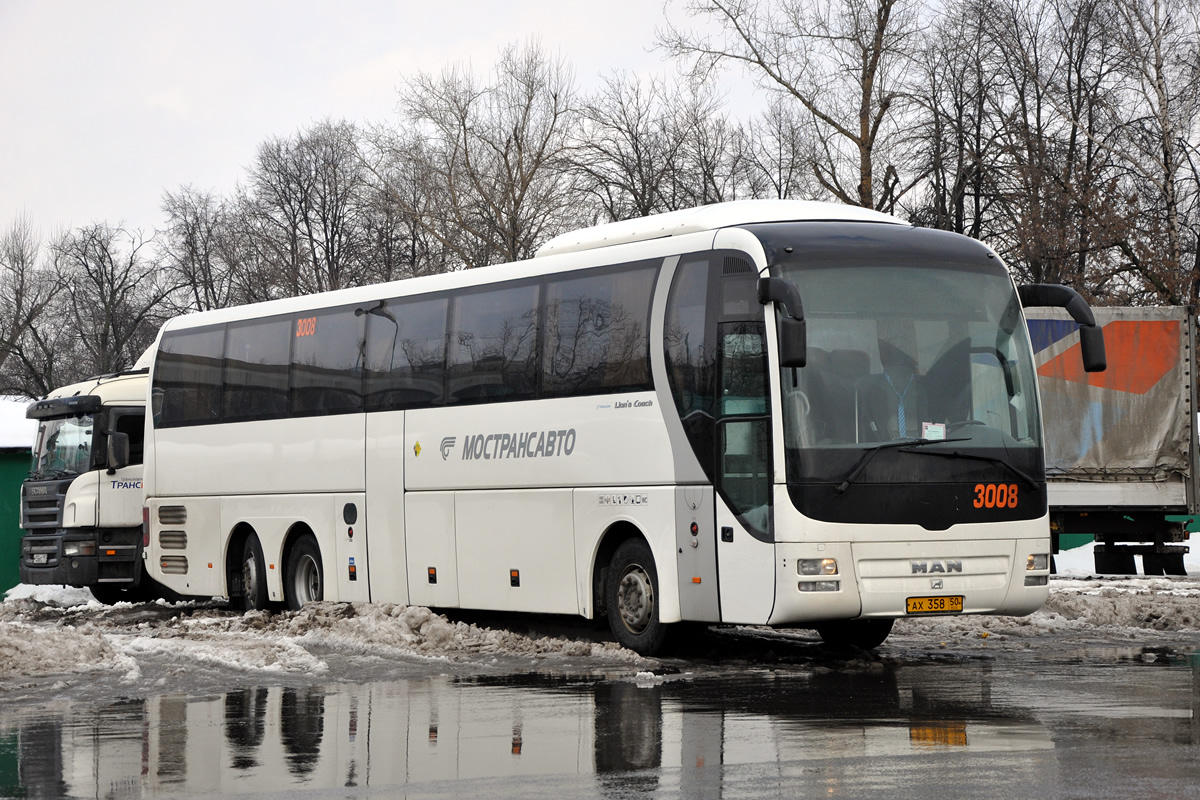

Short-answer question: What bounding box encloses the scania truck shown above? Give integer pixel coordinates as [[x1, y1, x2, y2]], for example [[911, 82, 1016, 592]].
[[19, 351, 152, 603]]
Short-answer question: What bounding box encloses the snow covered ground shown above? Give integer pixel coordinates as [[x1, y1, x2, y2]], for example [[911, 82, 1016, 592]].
[[3, 541, 1199, 697]]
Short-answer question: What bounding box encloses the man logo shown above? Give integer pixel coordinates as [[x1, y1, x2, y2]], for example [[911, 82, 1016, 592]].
[[911, 560, 963, 574], [440, 437, 456, 460]]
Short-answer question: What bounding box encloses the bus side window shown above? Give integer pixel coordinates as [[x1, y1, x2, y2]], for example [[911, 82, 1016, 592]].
[[364, 295, 448, 412], [290, 306, 365, 417], [153, 325, 225, 427], [447, 282, 540, 405], [542, 262, 656, 398], [223, 317, 292, 423]]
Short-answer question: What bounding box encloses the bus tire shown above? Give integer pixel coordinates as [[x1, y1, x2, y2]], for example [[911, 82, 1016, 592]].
[[606, 538, 668, 656], [285, 533, 323, 611], [241, 534, 270, 611], [815, 618, 894, 650]]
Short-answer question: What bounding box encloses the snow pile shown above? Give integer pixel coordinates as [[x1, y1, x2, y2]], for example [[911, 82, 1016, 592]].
[[0, 620, 139, 683], [0, 595, 643, 685]]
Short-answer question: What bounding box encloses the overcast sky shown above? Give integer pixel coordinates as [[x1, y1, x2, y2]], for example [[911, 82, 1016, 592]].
[[0, 0, 709, 239]]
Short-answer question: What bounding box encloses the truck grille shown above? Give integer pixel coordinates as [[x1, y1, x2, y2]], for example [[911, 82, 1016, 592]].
[[21, 479, 73, 529]]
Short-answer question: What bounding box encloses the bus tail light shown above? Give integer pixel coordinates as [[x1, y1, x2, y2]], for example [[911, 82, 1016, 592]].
[[142, 507, 150, 549]]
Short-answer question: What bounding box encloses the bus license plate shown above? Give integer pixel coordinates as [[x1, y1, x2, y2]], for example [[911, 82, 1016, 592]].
[[32, 553, 47, 564], [906, 595, 963, 614]]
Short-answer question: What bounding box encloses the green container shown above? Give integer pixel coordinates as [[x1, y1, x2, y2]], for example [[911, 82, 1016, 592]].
[[1057, 533, 1094, 551], [0, 450, 29, 595]]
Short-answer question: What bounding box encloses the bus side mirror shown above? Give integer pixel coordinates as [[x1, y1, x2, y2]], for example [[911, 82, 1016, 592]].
[[1077, 323, 1106, 373], [758, 276, 807, 368], [107, 431, 129, 475], [1017, 283, 1106, 373]]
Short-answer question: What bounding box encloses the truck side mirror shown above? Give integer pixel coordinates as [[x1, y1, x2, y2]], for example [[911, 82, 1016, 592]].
[[107, 431, 129, 475], [758, 276, 807, 368], [1017, 283, 1107, 373]]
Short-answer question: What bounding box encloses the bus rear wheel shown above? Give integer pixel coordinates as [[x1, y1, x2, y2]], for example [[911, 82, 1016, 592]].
[[605, 539, 668, 656], [241, 535, 270, 611], [285, 534, 323, 611], [815, 618, 894, 650]]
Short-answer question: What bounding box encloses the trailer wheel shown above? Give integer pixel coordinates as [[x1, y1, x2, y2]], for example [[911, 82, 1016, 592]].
[[241, 534, 270, 611], [285, 533, 323, 611], [815, 618, 894, 650], [605, 539, 669, 656]]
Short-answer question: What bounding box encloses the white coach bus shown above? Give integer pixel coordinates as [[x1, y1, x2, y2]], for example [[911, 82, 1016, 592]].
[[141, 200, 1105, 654]]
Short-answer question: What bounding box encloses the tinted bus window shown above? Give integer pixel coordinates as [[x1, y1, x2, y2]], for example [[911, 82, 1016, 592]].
[[447, 283, 539, 405], [223, 317, 292, 423], [290, 306, 365, 416], [542, 262, 657, 397], [154, 325, 226, 428], [364, 296, 448, 411]]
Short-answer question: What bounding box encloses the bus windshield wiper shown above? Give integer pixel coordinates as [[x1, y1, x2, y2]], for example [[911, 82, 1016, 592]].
[[898, 446, 1040, 490], [834, 438, 971, 495]]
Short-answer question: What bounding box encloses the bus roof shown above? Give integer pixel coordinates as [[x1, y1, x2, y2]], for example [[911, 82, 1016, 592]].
[[535, 199, 905, 258]]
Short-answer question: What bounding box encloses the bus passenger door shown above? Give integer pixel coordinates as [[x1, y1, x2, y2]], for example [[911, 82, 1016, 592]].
[[714, 323, 776, 624]]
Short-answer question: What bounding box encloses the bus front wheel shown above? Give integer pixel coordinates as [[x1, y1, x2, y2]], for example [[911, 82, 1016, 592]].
[[606, 539, 668, 656], [285, 534, 323, 611], [815, 618, 894, 650]]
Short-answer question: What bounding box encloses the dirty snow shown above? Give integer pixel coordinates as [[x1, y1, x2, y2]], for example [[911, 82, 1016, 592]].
[[0, 590, 643, 690], [3, 540, 1199, 691]]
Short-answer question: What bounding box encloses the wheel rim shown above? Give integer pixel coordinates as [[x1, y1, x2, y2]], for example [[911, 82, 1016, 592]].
[[293, 553, 321, 605], [243, 554, 260, 609], [616, 563, 654, 635]]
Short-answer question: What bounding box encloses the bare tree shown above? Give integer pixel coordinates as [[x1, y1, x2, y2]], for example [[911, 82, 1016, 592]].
[[659, 0, 924, 210], [243, 119, 370, 296], [1111, 0, 1200, 302], [0, 214, 61, 381], [742, 103, 820, 200], [385, 40, 581, 268], [52, 224, 175, 376], [572, 72, 688, 220], [160, 185, 240, 312]]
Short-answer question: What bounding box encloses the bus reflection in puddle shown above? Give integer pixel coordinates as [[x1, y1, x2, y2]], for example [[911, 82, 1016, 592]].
[[0, 665, 1055, 798]]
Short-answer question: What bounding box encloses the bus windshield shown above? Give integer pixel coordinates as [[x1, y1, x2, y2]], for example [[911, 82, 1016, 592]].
[[31, 415, 95, 479], [770, 245, 1042, 488]]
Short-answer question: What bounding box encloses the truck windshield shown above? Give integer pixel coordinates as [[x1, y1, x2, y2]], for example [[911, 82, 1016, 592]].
[[31, 415, 95, 479]]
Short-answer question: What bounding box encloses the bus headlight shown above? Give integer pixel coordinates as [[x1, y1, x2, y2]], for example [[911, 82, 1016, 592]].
[[63, 541, 96, 557], [1027, 554, 1049, 571], [799, 558, 838, 576], [797, 580, 841, 592]]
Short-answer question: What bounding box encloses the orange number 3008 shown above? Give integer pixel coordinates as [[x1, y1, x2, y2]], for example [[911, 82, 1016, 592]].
[[974, 483, 1018, 509]]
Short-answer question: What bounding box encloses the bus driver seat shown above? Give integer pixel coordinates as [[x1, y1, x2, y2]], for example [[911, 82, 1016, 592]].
[[855, 333, 928, 442]]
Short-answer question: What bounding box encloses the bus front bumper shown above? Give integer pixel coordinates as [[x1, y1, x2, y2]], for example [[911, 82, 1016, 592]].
[[768, 537, 1052, 626]]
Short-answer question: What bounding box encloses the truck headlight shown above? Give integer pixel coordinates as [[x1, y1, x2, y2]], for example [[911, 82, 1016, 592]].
[[63, 541, 96, 557]]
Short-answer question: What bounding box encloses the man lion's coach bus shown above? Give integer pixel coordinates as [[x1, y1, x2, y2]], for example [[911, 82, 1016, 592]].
[[140, 200, 1105, 655]]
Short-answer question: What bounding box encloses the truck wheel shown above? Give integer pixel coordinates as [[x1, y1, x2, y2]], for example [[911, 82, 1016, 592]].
[[241, 535, 270, 611], [815, 618, 894, 649], [89, 584, 129, 605], [284, 533, 323, 611], [605, 538, 669, 656]]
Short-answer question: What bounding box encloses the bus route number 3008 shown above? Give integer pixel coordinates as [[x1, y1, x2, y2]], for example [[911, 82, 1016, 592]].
[[974, 483, 1018, 509]]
